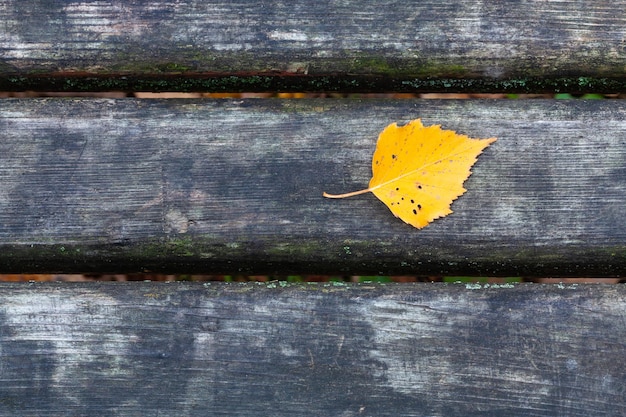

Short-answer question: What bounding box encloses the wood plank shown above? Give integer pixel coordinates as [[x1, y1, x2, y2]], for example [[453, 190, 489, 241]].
[[1, 98, 626, 276], [1, 0, 626, 92], [0, 282, 624, 416]]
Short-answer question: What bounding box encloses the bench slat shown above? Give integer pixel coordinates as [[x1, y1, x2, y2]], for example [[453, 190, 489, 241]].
[[0, 282, 624, 416], [1, 1, 626, 92], [1, 98, 625, 276]]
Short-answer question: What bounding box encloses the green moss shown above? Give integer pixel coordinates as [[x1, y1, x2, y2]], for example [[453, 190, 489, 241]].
[[350, 56, 395, 75], [347, 52, 471, 78], [164, 237, 195, 257], [156, 62, 192, 72], [411, 64, 468, 78], [191, 51, 217, 63], [358, 276, 392, 283], [263, 240, 330, 259]]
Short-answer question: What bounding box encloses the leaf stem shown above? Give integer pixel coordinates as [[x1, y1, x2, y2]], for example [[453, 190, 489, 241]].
[[322, 188, 371, 199]]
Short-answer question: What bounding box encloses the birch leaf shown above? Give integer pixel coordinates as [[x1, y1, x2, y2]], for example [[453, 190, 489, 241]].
[[323, 119, 496, 229]]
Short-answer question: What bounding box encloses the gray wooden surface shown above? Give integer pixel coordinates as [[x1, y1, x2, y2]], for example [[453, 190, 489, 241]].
[[0, 282, 623, 416], [1, 0, 626, 92], [1, 98, 626, 276]]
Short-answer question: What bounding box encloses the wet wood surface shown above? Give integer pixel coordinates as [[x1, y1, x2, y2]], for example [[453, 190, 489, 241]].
[[1, 0, 626, 92], [2, 98, 626, 276], [0, 282, 624, 416]]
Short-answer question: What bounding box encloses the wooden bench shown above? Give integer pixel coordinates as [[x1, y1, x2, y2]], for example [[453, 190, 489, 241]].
[[1, 0, 625, 415]]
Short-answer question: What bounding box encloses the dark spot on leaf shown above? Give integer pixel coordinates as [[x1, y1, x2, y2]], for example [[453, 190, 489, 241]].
[[392, 154, 397, 159], [418, 185, 422, 189], [401, 197, 404, 200], [417, 204, 422, 209], [395, 187, 399, 191], [410, 199, 414, 204], [412, 209, 417, 215]]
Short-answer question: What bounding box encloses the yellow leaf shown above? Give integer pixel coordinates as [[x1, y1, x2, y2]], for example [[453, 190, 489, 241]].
[[323, 119, 496, 229]]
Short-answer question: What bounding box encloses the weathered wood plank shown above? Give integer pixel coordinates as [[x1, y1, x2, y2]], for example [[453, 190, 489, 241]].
[[1, 98, 626, 276], [1, 0, 626, 92], [0, 282, 624, 416]]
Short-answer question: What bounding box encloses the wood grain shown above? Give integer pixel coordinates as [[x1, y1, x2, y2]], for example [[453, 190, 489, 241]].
[[0, 282, 624, 416], [1, 98, 626, 276], [1, 0, 626, 92]]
